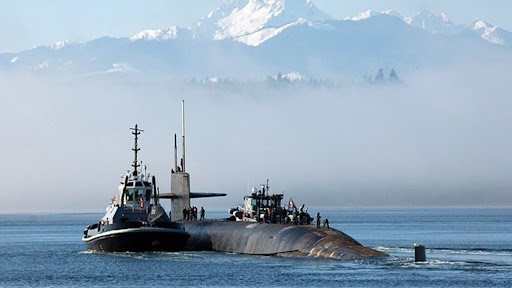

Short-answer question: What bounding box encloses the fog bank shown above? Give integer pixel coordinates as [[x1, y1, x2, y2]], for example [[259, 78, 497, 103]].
[[1, 62, 511, 212]]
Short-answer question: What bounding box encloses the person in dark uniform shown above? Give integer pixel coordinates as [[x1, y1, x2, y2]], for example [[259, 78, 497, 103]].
[[323, 218, 329, 229], [200, 207, 205, 220], [316, 212, 321, 228]]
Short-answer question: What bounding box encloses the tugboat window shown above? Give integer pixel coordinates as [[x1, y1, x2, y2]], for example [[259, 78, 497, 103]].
[[136, 189, 145, 199], [127, 189, 134, 201]]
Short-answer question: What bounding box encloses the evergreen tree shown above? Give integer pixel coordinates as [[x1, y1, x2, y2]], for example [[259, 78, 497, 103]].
[[375, 68, 384, 82], [389, 68, 399, 82]]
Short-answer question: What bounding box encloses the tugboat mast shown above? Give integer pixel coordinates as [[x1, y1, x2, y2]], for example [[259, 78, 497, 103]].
[[130, 124, 144, 176]]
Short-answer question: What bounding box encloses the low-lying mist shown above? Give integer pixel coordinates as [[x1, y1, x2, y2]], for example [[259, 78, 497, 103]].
[[2, 61, 511, 213]]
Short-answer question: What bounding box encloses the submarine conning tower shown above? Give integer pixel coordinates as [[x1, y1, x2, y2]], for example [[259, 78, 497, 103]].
[[170, 169, 190, 221]]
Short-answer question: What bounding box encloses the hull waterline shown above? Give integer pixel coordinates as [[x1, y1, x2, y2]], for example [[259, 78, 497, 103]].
[[83, 227, 190, 252]]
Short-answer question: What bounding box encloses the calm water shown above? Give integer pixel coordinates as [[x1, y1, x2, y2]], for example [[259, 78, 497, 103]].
[[0, 208, 511, 287]]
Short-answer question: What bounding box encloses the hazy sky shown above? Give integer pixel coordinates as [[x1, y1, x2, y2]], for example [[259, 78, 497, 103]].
[[1, 0, 511, 53]]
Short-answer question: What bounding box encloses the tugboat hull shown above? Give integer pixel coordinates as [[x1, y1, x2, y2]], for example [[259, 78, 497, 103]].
[[83, 228, 190, 252]]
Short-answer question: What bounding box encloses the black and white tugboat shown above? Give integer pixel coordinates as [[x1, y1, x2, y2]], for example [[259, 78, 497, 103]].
[[82, 125, 190, 252]]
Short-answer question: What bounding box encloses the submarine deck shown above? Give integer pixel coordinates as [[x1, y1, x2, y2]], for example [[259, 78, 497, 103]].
[[181, 220, 387, 260]]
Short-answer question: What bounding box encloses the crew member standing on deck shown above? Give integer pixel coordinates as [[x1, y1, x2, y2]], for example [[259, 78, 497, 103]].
[[323, 218, 329, 229], [316, 212, 321, 228], [200, 207, 205, 220]]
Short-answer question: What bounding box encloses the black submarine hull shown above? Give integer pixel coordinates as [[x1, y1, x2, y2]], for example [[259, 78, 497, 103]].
[[181, 221, 387, 260], [82, 227, 190, 252]]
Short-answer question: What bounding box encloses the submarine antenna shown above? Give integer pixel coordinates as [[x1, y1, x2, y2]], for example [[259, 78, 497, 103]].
[[181, 100, 186, 172], [174, 134, 178, 172], [130, 124, 144, 176]]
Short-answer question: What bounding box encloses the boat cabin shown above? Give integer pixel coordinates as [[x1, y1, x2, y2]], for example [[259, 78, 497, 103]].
[[123, 179, 152, 209], [232, 183, 289, 223]]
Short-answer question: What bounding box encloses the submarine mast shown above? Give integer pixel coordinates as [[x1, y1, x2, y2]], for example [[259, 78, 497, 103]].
[[182, 100, 186, 173], [174, 134, 178, 173]]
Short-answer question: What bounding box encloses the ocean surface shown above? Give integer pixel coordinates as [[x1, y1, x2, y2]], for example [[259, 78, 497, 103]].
[[0, 208, 511, 287]]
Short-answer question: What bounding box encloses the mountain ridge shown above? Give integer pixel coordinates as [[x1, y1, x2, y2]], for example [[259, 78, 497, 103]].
[[2, 0, 511, 79]]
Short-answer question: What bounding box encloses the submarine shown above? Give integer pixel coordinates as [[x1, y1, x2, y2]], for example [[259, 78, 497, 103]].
[[160, 100, 387, 260]]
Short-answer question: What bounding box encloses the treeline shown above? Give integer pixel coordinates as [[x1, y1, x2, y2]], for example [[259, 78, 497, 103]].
[[363, 68, 401, 84], [182, 70, 403, 89]]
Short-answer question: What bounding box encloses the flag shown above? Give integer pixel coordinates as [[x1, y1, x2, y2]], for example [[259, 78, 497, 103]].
[[289, 198, 297, 210]]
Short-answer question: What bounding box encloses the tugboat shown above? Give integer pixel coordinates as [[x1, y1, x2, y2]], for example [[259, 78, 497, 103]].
[[228, 179, 313, 225], [82, 125, 190, 252]]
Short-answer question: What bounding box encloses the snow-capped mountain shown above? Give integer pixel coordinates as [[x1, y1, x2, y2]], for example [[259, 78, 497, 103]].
[[281, 71, 306, 81], [404, 10, 462, 35], [470, 20, 512, 46], [345, 10, 401, 21], [191, 0, 332, 45], [2, 0, 512, 78], [49, 40, 72, 51], [348, 9, 510, 46], [130, 26, 192, 41]]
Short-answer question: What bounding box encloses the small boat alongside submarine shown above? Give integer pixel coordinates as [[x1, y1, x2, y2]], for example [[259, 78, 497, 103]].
[[227, 179, 313, 224], [82, 125, 190, 252]]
